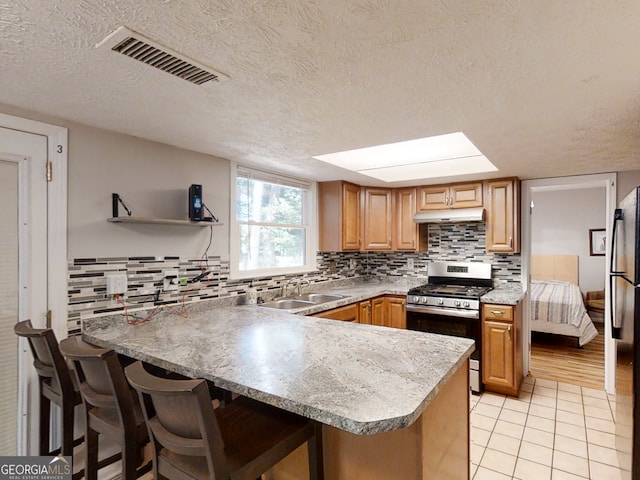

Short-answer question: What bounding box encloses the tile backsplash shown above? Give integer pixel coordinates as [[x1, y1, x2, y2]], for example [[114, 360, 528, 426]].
[[67, 222, 520, 333]]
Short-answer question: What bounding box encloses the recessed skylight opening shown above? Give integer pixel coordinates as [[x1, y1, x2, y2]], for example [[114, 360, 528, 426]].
[[313, 132, 498, 182]]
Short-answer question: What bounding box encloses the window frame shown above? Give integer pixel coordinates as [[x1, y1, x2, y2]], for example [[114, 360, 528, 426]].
[[229, 163, 317, 280]]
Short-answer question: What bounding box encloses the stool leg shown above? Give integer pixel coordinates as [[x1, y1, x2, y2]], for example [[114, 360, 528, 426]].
[[61, 398, 75, 457], [85, 418, 98, 480], [121, 433, 139, 480], [39, 389, 51, 455]]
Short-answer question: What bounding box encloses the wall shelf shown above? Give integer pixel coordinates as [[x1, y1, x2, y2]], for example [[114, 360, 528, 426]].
[[107, 217, 222, 227]]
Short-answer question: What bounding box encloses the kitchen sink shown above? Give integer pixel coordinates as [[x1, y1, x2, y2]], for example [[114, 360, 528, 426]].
[[295, 293, 348, 303], [258, 293, 350, 311], [259, 299, 316, 309]]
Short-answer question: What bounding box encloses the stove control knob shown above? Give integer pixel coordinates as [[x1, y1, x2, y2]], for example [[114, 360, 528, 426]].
[[420, 297, 427, 304], [437, 298, 444, 305], [454, 300, 461, 307], [463, 301, 470, 308]]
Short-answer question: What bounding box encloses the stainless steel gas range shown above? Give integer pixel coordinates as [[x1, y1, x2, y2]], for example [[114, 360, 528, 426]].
[[406, 261, 493, 393]]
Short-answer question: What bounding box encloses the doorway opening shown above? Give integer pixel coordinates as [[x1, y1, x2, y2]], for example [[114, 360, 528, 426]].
[[521, 174, 617, 394]]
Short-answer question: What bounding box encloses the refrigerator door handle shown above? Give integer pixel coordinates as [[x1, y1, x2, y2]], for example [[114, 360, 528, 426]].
[[609, 208, 623, 339]]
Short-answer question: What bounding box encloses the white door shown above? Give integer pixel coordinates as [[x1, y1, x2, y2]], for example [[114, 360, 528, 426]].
[[0, 127, 49, 454]]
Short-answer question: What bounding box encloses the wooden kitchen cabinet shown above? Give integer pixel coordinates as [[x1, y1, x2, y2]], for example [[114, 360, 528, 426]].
[[311, 296, 406, 328], [319, 181, 361, 251], [484, 178, 520, 253], [482, 302, 523, 396], [363, 188, 393, 250], [313, 303, 359, 322], [371, 296, 406, 328], [371, 297, 386, 326], [387, 296, 407, 329], [418, 182, 483, 211], [394, 187, 422, 251], [359, 300, 372, 325]]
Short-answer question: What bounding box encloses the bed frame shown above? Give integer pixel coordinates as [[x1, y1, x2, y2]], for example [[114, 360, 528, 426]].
[[531, 254, 578, 283]]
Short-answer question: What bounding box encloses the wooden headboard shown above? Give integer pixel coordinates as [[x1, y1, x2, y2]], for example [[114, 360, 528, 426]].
[[531, 254, 579, 284]]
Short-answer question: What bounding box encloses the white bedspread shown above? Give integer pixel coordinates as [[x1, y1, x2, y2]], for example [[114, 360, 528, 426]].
[[530, 280, 587, 327], [530, 280, 598, 346]]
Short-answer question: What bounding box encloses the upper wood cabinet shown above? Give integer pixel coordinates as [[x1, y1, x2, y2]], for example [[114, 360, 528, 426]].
[[395, 188, 420, 251], [319, 181, 361, 251], [363, 188, 393, 251], [418, 182, 483, 211], [484, 178, 520, 253]]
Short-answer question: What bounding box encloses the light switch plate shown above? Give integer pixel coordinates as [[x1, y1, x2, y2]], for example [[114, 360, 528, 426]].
[[106, 273, 128, 296]]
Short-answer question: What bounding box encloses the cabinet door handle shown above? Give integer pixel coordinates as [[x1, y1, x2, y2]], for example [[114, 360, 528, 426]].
[[507, 325, 512, 339], [491, 310, 504, 316], [509, 236, 513, 248]]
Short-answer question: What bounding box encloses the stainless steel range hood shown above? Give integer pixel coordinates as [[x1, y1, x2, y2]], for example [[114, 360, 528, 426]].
[[412, 207, 485, 224]]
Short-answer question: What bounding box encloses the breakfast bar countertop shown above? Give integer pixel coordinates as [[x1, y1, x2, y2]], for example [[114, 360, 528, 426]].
[[82, 292, 474, 435]]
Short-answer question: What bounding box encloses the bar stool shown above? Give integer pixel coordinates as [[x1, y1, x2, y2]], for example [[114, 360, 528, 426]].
[[124, 361, 324, 480], [58, 337, 151, 480], [13, 320, 83, 457]]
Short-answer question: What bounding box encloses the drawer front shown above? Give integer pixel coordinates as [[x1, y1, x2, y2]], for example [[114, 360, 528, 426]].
[[483, 304, 513, 322]]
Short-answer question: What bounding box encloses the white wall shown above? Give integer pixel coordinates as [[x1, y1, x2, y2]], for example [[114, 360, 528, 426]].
[[67, 123, 230, 258], [617, 170, 640, 203], [531, 187, 606, 293], [0, 103, 230, 259]]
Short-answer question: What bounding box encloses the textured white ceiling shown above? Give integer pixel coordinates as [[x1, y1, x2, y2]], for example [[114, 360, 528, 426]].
[[2, 0, 639, 186]]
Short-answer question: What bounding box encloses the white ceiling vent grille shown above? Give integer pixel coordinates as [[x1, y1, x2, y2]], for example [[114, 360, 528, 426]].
[[96, 26, 228, 86]]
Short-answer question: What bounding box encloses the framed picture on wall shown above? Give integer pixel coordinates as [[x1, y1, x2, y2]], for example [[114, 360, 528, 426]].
[[589, 228, 606, 256]]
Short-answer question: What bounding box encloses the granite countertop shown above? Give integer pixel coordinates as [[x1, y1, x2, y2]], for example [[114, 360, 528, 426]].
[[481, 283, 526, 306], [82, 280, 473, 435]]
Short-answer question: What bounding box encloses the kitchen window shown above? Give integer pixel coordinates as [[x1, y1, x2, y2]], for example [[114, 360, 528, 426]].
[[230, 164, 317, 279]]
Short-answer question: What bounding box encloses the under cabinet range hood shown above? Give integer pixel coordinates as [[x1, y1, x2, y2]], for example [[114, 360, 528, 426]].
[[412, 207, 485, 224]]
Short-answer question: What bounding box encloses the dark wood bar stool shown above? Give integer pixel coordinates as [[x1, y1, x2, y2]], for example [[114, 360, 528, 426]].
[[13, 320, 83, 458], [124, 361, 324, 480], [59, 337, 151, 480]]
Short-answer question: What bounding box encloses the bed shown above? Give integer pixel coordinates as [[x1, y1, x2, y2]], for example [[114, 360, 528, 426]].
[[530, 254, 598, 346]]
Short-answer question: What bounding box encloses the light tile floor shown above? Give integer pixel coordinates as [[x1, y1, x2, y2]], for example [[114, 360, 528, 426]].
[[470, 376, 627, 480]]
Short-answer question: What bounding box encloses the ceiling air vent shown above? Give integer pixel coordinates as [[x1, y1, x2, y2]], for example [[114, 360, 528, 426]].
[[96, 26, 228, 86]]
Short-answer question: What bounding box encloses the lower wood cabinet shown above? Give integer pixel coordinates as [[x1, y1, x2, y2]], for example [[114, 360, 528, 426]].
[[372, 296, 406, 328], [313, 303, 359, 322], [359, 300, 372, 325], [313, 296, 406, 328], [482, 302, 523, 396]]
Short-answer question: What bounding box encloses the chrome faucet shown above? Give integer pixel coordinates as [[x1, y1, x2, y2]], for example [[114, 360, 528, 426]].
[[280, 278, 295, 297], [296, 279, 310, 296]]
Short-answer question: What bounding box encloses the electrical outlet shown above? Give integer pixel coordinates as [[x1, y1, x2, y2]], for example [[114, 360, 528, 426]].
[[106, 273, 127, 296], [407, 258, 414, 270], [163, 270, 179, 291], [349, 259, 356, 270]]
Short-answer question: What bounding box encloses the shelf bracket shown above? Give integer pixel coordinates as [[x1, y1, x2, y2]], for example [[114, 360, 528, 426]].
[[112, 193, 132, 218]]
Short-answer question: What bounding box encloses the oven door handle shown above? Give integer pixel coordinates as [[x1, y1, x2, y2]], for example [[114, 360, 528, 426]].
[[406, 305, 479, 319]]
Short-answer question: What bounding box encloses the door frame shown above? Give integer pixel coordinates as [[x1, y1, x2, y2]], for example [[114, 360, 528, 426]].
[[0, 112, 68, 454], [521, 173, 617, 393]]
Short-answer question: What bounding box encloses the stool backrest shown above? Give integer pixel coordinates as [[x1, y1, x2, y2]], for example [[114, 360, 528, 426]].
[[124, 361, 229, 479], [59, 337, 137, 428], [14, 320, 74, 397]]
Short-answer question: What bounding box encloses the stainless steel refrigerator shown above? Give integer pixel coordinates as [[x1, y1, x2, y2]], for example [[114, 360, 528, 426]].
[[612, 186, 640, 479]]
